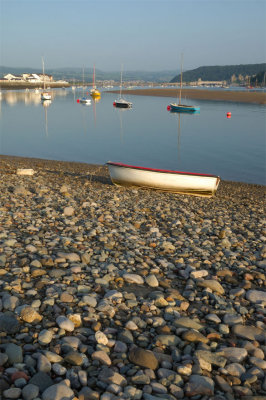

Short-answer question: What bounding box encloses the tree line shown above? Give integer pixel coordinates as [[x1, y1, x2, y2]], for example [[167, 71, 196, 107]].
[[170, 63, 266, 85]]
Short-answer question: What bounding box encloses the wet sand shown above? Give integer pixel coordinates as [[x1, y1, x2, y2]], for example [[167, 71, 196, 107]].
[[109, 88, 266, 104]]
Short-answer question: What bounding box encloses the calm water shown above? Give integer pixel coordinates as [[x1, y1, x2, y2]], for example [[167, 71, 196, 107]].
[[0, 88, 265, 185]]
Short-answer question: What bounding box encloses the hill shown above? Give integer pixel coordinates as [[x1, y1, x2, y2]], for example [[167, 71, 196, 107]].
[[170, 63, 266, 83], [0, 66, 177, 83]]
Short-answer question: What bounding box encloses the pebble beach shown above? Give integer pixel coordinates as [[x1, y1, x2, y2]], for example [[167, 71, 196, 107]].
[[0, 155, 265, 400]]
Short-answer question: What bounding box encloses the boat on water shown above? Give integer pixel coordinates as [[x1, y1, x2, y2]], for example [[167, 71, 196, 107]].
[[90, 65, 101, 98], [41, 57, 52, 101], [113, 64, 132, 108], [77, 68, 91, 105], [169, 103, 200, 113], [113, 98, 132, 108], [79, 97, 91, 105], [106, 162, 220, 197], [168, 55, 200, 113]]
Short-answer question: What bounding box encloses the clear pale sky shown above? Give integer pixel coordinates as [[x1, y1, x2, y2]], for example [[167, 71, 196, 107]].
[[1, 0, 265, 71]]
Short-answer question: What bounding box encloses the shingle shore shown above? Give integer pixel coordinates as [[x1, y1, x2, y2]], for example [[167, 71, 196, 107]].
[[0, 155, 265, 400]]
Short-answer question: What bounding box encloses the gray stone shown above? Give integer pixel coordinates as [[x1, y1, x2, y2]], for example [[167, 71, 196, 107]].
[[0, 313, 20, 334], [38, 329, 53, 345], [173, 317, 204, 331], [28, 371, 54, 392], [5, 343, 23, 364], [223, 313, 243, 325], [246, 289, 266, 304], [3, 387, 22, 399], [195, 350, 227, 368], [123, 273, 144, 284], [232, 324, 265, 342], [129, 347, 159, 370], [156, 334, 180, 346], [22, 383, 39, 400], [42, 382, 75, 400], [98, 367, 127, 386], [91, 350, 112, 366], [56, 315, 75, 332], [185, 374, 214, 396], [221, 347, 248, 363], [0, 352, 8, 366]]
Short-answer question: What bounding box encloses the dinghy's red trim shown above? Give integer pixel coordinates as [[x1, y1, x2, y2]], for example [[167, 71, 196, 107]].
[[107, 162, 219, 178]]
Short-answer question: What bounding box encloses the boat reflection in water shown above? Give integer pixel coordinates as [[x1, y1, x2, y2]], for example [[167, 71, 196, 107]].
[[0, 89, 68, 107], [41, 99, 52, 137], [114, 106, 131, 144], [92, 96, 100, 126]]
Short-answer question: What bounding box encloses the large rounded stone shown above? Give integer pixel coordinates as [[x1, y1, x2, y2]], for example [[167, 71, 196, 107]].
[[129, 347, 158, 370]]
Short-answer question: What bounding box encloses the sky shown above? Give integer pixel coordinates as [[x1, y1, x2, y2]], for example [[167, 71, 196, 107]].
[[0, 0, 265, 71]]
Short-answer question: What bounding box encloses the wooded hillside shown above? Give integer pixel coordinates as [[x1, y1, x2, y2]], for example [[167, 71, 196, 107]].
[[170, 63, 266, 83]]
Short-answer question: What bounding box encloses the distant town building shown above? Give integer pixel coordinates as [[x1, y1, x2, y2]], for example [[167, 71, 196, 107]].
[[188, 78, 226, 87], [2, 73, 53, 83]]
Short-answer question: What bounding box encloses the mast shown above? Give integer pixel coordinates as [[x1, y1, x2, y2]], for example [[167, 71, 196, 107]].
[[42, 57, 45, 90], [120, 64, 123, 98], [93, 65, 96, 89], [179, 54, 183, 105], [82, 67, 85, 96]]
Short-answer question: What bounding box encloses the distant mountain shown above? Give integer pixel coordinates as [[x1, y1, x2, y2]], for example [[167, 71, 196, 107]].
[[0, 66, 177, 83], [170, 63, 266, 83]]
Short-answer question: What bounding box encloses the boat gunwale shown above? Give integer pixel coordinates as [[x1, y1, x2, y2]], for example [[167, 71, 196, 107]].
[[107, 162, 220, 179]]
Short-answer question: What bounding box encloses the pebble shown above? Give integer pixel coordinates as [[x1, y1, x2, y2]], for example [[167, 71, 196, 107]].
[[0, 157, 265, 399]]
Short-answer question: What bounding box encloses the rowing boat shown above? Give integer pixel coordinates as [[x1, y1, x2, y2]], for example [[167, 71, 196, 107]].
[[107, 162, 220, 197]]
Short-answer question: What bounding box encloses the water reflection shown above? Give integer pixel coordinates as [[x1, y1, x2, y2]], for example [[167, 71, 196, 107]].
[[92, 96, 100, 125], [42, 100, 52, 137], [0, 89, 67, 106], [0, 91, 265, 184], [114, 106, 132, 144]]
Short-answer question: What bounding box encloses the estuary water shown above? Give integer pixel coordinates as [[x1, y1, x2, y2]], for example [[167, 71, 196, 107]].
[[0, 88, 265, 185]]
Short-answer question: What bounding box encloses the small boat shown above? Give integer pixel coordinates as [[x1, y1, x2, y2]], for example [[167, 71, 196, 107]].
[[113, 64, 132, 108], [79, 97, 91, 105], [77, 67, 91, 105], [113, 98, 132, 108], [169, 104, 200, 113], [168, 55, 199, 113], [90, 65, 101, 98], [41, 57, 52, 101], [107, 162, 220, 197]]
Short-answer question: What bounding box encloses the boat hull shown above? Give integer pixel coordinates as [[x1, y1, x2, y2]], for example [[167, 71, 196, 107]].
[[90, 89, 101, 98], [79, 97, 91, 105], [107, 162, 220, 197], [170, 103, 200, 113], [114, 100, 132, 108], [41, 92, 51, 101]]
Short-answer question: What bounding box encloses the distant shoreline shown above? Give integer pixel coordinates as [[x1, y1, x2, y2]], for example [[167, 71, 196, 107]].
[[109, 88, 266, 105], [0, 82, 70, 89]]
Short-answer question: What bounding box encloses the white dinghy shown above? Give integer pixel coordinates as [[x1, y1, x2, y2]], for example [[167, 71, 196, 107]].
[[107, 162, 220, 197]]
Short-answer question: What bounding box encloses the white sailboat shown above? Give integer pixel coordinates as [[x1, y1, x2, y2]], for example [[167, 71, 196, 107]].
[[41, 57, 52, 101], [113, 64, 132, 108], [77, 67, 91, 105]]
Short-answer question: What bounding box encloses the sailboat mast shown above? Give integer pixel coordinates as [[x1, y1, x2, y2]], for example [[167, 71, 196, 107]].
[[82, 67, 85, 95], [42, 57, 45, 90], [120, 64, 123, 98], [179, 55, 183, 105]]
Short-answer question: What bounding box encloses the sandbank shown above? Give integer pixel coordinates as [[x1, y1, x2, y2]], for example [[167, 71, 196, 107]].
[[110, 88, 266, 104]]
